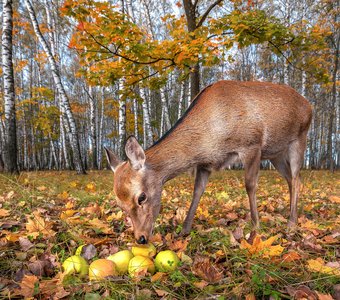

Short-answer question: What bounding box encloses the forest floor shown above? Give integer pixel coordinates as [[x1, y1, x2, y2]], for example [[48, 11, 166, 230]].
[[0, 170, 339, 299]]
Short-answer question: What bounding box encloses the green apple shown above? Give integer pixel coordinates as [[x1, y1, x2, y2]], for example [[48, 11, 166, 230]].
[[62, 255, 89, 276], [107, 250, 134, 274], [89, 259, 117, 281], [154, 250, 180, 272], [128, 255, 155, 277], [131, 243, 156, 258]]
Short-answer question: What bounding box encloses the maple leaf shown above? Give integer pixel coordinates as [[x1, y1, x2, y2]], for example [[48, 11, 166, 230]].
[[240, 234, 284, 258], [17, 275, 39, 298], [26, 211, 56, 239]]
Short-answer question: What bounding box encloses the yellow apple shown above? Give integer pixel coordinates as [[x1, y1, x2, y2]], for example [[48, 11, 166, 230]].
[[89, 259, 117, 281], [107, 250, 134, 274], [128, 255, 155, 277], [131, 243, 156, 258], [154, 250, 180, 272], [62, 255, 89, 276]]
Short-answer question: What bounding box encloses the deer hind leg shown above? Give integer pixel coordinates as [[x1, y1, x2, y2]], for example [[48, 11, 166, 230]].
[[243, 148, 261, 228], [270, 155, 293, 210], [286, 136, 307, 227], [181, 167, 211, 236]]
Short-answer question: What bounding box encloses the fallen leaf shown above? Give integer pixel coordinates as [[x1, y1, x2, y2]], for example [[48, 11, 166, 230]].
[[193, 280, 209, 289], [0, 209, 10, 218], [192, 256, 223, 283], [307, 258, 340, 276], [286, 285, 317, 299], [88, 218, 113, 234], [26, 211, 56, 239], [151, 272, 166, 282], [245, 293, 256, 300], [154, 289, 169, 296], [329, 195, 340, 204], [316, 292, 334, 300], [17, 275, 39, 298], [282, 251, 302, 262], [19, 237, 34, 251], [240, 234, 284, 258]]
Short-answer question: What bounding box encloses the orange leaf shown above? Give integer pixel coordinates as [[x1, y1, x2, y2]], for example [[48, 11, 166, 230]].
[[151, 272, 166, 282], [18, 275, 39, 298], [282, 251, 302, 262], [0, 209, 10, 218], [240, 234, 284, 258]]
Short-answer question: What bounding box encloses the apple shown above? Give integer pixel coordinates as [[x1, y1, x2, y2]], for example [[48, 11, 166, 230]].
[[131, 243, 156, 258], [128, 255, 155, 277], [107, 250, 134, 274], [154, 250, 180, 272], [62, 255, 89, 276], [89, 259, 117, 281]]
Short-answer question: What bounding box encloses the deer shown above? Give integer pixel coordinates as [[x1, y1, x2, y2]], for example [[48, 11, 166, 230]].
[[105, 80, 312, 244]]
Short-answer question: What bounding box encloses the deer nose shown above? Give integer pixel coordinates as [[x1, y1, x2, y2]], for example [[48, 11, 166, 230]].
[[137, 235, 147, 244]]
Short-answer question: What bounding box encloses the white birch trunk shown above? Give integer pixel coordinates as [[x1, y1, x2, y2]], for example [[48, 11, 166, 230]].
[[187, 78, 192, 108], [178, 81, 185, 119], [160, 87, 171, 134], [118, 80, 126, 158], [140, 87, 153, 148], [1, 0, 18, 173], [25, 0, 86, 174], [133, 98, 139, 140], [88, 86, 98, 169], [98, 87, 105, 169]]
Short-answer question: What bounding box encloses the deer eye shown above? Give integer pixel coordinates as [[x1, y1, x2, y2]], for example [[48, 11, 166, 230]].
[[138, 192, 147, 205]]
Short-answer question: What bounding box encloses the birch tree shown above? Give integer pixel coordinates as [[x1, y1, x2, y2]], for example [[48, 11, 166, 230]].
[[1, 0, 18, 174], [25, 0, 86, 174]]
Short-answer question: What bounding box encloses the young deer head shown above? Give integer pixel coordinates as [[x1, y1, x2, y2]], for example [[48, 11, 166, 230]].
[[105, 136, 161, 244]]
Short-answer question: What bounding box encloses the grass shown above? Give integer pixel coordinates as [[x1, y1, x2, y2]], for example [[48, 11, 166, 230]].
[[0, 170, 339, 299]]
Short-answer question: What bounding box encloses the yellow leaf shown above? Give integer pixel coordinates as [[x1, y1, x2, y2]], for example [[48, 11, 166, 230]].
[[307, 258, 340, 276], [58, 191, 69, 200], [240, 234, 284, 258], [86, 182, 96, 192], [60, 209, 77, 220], [88, 218, 113, 234]]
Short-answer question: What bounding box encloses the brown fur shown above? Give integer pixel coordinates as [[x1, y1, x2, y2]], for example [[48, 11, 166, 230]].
[[106, 80, 312, 243]]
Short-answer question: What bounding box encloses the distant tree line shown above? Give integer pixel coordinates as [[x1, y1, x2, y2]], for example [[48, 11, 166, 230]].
[[0, 0, 339, 174]]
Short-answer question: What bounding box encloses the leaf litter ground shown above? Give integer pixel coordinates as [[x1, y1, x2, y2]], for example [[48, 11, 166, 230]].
[[0, 170, 339, 299]]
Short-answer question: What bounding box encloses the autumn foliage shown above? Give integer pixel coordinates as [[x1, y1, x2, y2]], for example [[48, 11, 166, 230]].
[[0, 170, 339, 298]]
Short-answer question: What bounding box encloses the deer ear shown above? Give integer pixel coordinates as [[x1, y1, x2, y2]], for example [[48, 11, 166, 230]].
[[104, 147, 121, 172], [125, 136, 145, 170]]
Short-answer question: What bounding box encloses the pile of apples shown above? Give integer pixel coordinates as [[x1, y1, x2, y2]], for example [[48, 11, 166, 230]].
[[62, 243, 180, 281]]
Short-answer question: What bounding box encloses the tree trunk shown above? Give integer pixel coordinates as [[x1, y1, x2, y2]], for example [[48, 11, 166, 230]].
[[118, 80, 127, 159], [133, 98, 139, 140], [25, 0, 86, 174], [160, 87, 171, 134], [1, 0, 18, 174], [87, 86, 98, 169], [140, 87, 153, 148]]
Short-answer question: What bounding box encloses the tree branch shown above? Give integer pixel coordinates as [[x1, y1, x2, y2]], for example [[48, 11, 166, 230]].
[[196, 0, 223, 28]]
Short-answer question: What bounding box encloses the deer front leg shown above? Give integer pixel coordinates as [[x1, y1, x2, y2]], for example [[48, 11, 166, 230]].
[[244, 149, 261, 228], [181, 167, 211, 236]]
